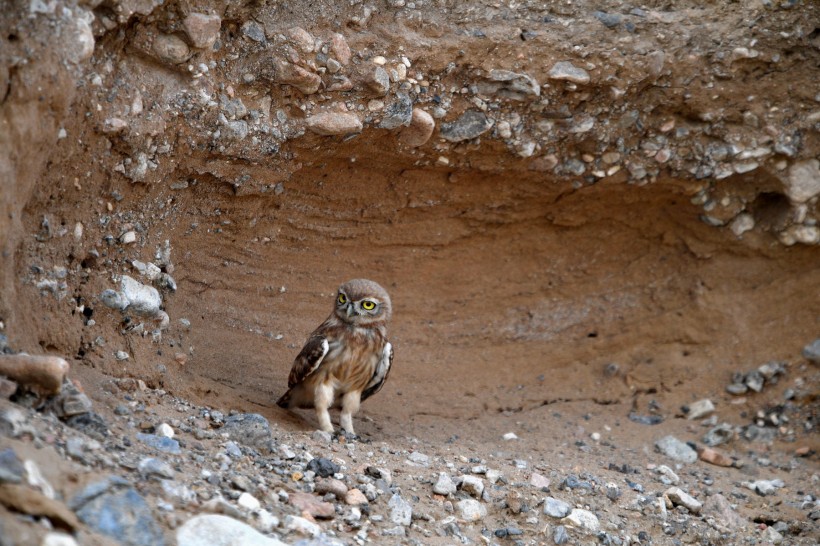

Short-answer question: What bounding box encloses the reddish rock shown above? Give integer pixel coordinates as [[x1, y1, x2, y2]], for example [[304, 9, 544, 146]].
[[183, 13, 221, 49], [306, 112, 362, 136], [698, 446, 734, 467], [288, 491, 335, 519], [344, 488, 368, 506], [330, 33, 351, 66], [399, 108, 435, 147]]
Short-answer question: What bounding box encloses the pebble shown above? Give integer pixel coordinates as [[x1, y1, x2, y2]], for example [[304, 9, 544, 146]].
[[152, 34, 190, 65], [0, 448, 24, 483], [380, 93, 413, 130], [664, 487, 702, 514], [530, 471, 550, 490], [42, 533, 78, 546], [312, 430, 332, 443], [306, 112, 362, 136], [456, 498, 487, 522], [138, 457, 175, 480], [761, 526, 784, 544], [698, 446, 734, 467], [284, 515, 321, 537], [388, 493, 412, 525], [345, 488, 368, 506], [803, 338, 820, 363], [486, 69, 541, 98], [655, 435, 697, 463], [730, 213, 755, 236], [72, 480, 165, 546], [407, 451, 429, 466], [785, 159, 820, 203], [0, 353, 70, 396], [306, 457, 340, 478], [433, 472, 457, 495], [553, 525, 569, 544], [685, 398, 715, 419], [221, 413, 273, 451], [177, 514, 288, 546], [439, 110, 494, 142], [560, 508, 599, 533], [703, 494, 747, 529], [502, 431, 518, 441], [743, 479, 784, 496], [237, 492, 261, 511], [656, 465, 680, 485], [330, 33, 351, 66], [315, 477, 348, 499], [593, 11, 622, 28], [365, 67, 391, 95], [271, 59, 321, 94], [156, 423, 174, 438], [182, 13, 221, 50], [544, 497, 571, 518], [460, 475, 484, 498], [136, 433, 181, 454], [548, 61, 590, 84]]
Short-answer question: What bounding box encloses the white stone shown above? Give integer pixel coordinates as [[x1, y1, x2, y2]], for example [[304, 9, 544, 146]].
[[485, 469, 502, 484], [120, 231, 137, 244], [456, 499, 487, 522], [388, 493, 412, 526], [785, 159, 820, 203], [656, 465, 680, 485], [730, 213, 755, 236], [284, 515, 321, 537], [237, 492, 260, 511], [561, 508, 600, 533], [502, 432, 518, 441], [176, 514, 288, 546], [548, 61, 590, 84], [156, 423, 175, 438], [459, 475, 484, 498], [687, 399, 716, 420], [433, 473, 457, 496], [42, 533, 78, 546], [665, 487, 703, 514]]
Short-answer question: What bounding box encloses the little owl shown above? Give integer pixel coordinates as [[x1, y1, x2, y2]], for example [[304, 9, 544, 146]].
[[277, 279, 393, 435]]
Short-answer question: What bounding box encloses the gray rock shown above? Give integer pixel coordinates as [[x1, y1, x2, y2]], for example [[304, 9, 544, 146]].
[[548, 61, 590, 84], [284, 515, 321, 537], [380, 93, 413, 130], [703, 494, 747, 530], [803, 338, 820, 363], [544, 497, 571, 518], [241, 21, 266, 43], [136, 433, 181, 454], [440, 110, 493, 142], [120, 276, 162, 317], [484, 69, 540, 99], [365, 67, 390, 95], [221, 413, 273, 451], [456, 499, 487, 522], [743, 479, 785, 496], [433, 472, 456, 496], [388, 493, 412, 526], [406, 451, 429, 466], [138, 457, 175, 480], [745, 370, 765, 392], [665, 487, 702, 514], [177, 514, 288, 546], [0, 404, 28, 437], [312, 430, 332, 443], [761, 527, 784, 544], [726, 383, 748, 395], [72, 480, 165, 546], [655, 435, 697, 463], [0, 448, 24, 483], [221, 119, 248, 140], [785, 159, 820, 203], [553, 525, 569, 544], [593, 11, 622, 28]]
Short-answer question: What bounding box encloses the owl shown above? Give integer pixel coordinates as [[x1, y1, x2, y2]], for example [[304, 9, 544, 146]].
[[276, 279, 393, 435]]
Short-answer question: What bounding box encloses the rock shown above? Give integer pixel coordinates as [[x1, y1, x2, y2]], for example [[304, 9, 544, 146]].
[[456, 498, 487, 522], [406, 451, 429, 466], [72, 481, 164, 545], [138, 457, 175, 480], [665, 487, 702, 514], [0, 377, 16, 398], [177, 514, 288, 546], [761, 526, 784, 544], [388, 493, 412, 526], [271, 59, 321, 94], [604, 482, 621, 501], [703, 423, 734, 446], [655, 435, 697, 463], [237, 492, 261, 511], [306, 457, 340, 478], [221, 413, 273, 451], [803, 338, 820, 363], [0, 403, 29, 437], [548, 61, 590, 84], [440, 110, 494, 142], [433, 473, 457, 496], [156, 423, 174, 438], [784, 159, 820, 203], [0, 354, 69, 395], [286, 27, 314, 53], [315, 477, 347, 499], [0, 448, 24, 484], [530, 472, 550, 490], [742, 479, 785, 496], [544, 497, 571, 518], [289, 491, 334, 519], [380, 93, 413, 130], [484, 69, 540, 99], [745, 370, 765, 392], [42, 533, 79, 546], [685, 399, 715, 419], [698, 446, 734, 467], [726, 382, 748, 395], [152, 34, 190, 65], [344, 488, 368, 506], [553, 525, 569, 544], [136, 433, 181, 454], [0, 483, 79, 530], [656, 465, 680, 485], [183, 13, 221, 49], [312, 430, 332, 443], [284, 514, 321, 537], [593, 11, 622, 28], [364, 66, 391, 95], [730, 213, 755, 236], [330, 33, 351, 66], [703, 494, 747, 530], [306, 112, 362, 136], [119, 275, 162, 317], [459, 475, 484, 498], [561, 508, 599, 533]]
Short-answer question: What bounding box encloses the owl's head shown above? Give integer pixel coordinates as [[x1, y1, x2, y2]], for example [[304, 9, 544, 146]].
[[334, 278, 392, 326]]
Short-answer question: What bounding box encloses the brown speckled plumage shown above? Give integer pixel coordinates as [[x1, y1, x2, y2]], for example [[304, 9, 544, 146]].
[[277, 279, 393, 434]]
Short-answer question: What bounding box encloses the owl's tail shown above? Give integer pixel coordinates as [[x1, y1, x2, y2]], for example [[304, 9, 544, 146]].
[[276, 390, 291, 408]]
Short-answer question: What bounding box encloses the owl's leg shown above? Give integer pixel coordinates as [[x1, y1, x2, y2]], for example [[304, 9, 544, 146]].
[[314, 383, 335, 433], [339, 390, 361, 435]]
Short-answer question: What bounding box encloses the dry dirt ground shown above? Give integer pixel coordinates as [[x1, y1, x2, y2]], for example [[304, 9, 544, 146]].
[[1, 0, 819, 545]]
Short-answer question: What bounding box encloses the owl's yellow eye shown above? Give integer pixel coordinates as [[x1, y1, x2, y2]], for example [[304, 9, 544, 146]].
[[361, 300, 376, 311], [338, 293, 347, 304]]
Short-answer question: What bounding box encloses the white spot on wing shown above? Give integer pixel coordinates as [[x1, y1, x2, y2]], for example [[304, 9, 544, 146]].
[[307, 338, 329, 376]]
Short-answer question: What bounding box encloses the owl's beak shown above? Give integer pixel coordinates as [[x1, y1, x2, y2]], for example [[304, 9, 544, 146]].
[[346, 304, 356, 318]]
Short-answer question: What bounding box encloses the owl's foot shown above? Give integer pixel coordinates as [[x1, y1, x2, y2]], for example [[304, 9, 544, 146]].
[[333, 430, 359, 443]]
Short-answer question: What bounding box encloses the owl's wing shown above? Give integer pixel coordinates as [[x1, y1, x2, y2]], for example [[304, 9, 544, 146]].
[[361, 342, 393, 401], [287, 335, 330, 388]]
